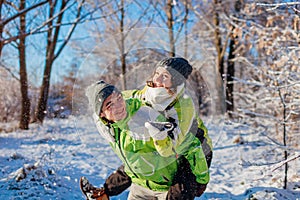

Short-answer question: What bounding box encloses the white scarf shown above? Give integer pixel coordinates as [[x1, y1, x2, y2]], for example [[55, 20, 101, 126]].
[[144, 83, 184, 111]]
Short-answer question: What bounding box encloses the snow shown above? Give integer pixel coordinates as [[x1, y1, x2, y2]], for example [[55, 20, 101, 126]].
[[0, 116, 299, 200]]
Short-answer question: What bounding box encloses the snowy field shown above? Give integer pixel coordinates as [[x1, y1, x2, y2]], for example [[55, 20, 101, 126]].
[[1, 115, 299, 200]]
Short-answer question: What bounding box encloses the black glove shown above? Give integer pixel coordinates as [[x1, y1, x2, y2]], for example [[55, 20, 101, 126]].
[[80, 176, 109, 200]]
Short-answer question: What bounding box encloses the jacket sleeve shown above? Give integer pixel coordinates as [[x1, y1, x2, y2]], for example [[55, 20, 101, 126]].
[[150, 111, 179, 157], [170, 97, 196, 148], [104, 165, 132, 196], [122, 88, 146, 100], [93, 113, 115, 143], [195, 117, 213, 168], [171, 98, 211, 184], [171, 98, 213, 166], [146, 96, 197, 158], [152, 137, 176, 157]]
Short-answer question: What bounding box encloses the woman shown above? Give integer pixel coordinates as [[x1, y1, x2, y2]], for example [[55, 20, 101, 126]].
[[123, 57, 213, 197], [125, 57, 212, 166]]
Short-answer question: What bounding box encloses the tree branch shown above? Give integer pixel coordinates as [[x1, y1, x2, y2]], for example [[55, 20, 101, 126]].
[[0, 62, 20, 81], [271, 152, 300, 172], [1, 0, 48, 26], [54, 0, 85, 60]]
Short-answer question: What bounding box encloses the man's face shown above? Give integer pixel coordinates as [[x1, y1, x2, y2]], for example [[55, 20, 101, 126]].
[[152, 67, 172, 88], [100, 92, 127, 122]]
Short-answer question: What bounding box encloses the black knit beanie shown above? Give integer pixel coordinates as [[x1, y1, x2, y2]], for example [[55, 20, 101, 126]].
[[156, 57, 193, 86], [85, 80, 117, 115]]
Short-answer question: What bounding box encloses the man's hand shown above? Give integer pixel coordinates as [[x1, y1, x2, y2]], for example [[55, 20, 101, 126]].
[[80, 177, 109, 200]]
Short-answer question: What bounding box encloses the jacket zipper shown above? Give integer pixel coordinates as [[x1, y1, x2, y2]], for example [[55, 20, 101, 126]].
[[115, 127, 139, 178]]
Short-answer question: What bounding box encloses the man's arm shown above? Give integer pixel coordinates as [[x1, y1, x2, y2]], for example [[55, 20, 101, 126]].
[[104, 165, 132, 196]]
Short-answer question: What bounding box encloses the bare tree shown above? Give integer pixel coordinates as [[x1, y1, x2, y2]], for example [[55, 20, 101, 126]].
[[226, 0, 243, 116], [190, 0, 227, 115], [0, 0, 110, 125], [232, 1, 300, 189], [81, 0, 154, 90], [211, 0, 244, 115], [166, 0, 175, 57], [212, 0, 227, 115], [18, 0, 30, 129], [119, 0, 126, 90], [151, 0, 190, 57], [0, 0, 50, 129], [212, 0, 224, 77], [0, 0, 48, 57], [183, 0, 190, 58], [0, 68, 20, 125], [33, 0, 86, 123]]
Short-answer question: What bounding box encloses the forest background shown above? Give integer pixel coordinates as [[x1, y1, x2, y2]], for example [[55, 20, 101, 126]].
[[0, 0, 299, 196]]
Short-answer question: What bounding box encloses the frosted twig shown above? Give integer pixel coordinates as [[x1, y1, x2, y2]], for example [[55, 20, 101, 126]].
[[256, 2, 300, 12], [257, 2, 300, 7], [251, 152, 300, 181], [271, 152, 300, 172]]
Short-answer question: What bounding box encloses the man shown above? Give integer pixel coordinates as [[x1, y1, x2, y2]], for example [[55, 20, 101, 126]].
[[81, 80, 209, 200]]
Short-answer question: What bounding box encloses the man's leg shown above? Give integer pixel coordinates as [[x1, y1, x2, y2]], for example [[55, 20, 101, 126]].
[[127, 183, 167, 200]]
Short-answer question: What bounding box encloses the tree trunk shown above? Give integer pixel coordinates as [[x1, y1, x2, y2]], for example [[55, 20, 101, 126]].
[[0, 0, 49, 55], [120, 0, 126, 90], [213, 0, 224, 76], [226, 0, 242, 116], [279, 90, 288, 189], [227, 38, 235, 115], [34, 0, 66, 123], [184, 0, 189, 58], [0, 0, 4, 57], [19, 0, 31, 129], [34, 59, 53, 123], [213, 0, 226, 115], [167, 0, 175, 57]]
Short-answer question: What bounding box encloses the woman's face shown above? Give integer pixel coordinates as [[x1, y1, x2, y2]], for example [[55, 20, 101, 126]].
[[100, 92, 127, 122], [152, 67, 172, 88]]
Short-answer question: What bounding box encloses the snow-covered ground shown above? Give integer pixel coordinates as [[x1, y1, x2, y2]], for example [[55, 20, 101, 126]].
[[1, 116, 299, 200]]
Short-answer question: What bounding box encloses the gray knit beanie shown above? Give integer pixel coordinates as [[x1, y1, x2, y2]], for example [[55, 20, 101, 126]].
[[156, 57, 193, 86], [85, 80, 116, 115]]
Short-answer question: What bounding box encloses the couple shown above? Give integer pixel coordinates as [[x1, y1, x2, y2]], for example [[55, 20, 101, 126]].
[[81, 57, 213, 200]]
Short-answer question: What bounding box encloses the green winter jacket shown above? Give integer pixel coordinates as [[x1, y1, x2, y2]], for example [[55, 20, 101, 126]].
[[122, 85, 212, 184], [95, 98, 179, 191]]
